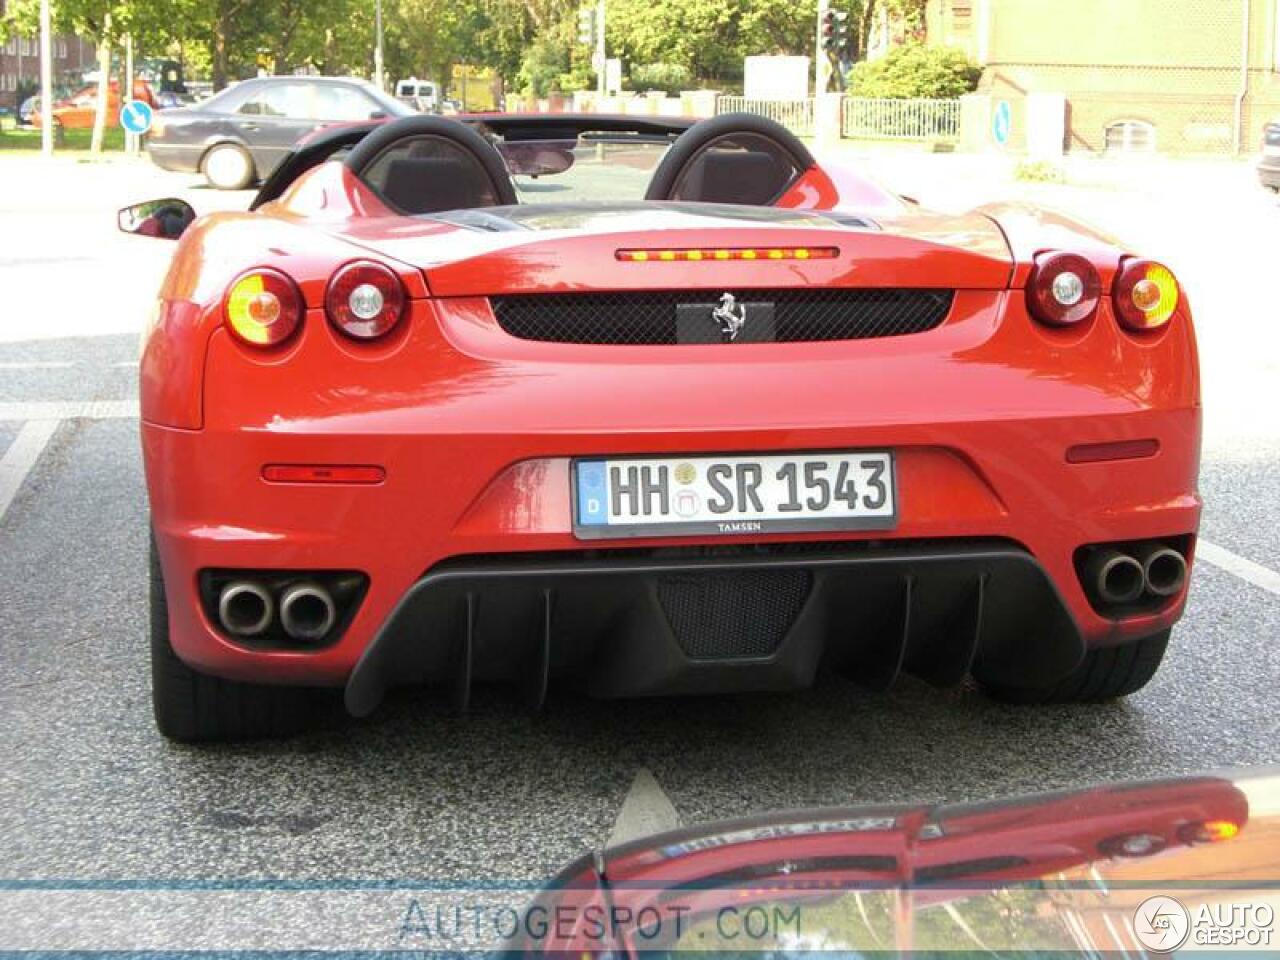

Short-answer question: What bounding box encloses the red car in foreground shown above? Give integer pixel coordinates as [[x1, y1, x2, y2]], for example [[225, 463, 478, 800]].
[[121, 113, 1199, 741]]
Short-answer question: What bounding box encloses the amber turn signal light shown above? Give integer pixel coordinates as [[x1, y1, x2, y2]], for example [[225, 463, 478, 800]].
[[1114, 259, 1179, 332], [224, 269, 303, 347]]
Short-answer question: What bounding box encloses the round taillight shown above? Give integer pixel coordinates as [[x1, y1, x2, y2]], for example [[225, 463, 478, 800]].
[[1114, 259, 1179, 332], [1098, 832, 1168, 859], [325, 261, 406, 340], [224, 268, 303, 346], [1027, 252, 1101, 327]]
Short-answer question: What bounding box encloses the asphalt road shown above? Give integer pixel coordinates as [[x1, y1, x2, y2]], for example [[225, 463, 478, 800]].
[[1, 152, 1278, 946]]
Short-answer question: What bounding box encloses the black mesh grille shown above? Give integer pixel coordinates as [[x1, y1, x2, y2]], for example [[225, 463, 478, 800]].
[[658, 569, 811, 660], [491, 289, 954, 345]]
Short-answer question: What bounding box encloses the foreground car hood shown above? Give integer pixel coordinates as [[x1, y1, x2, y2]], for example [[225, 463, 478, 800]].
[[507, 770, 1273, 955], [329, 202, 1015, 296]]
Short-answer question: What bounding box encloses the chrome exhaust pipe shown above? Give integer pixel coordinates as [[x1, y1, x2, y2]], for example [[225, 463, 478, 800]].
[[279, 582, 337, 642], [1085, 549, 1145, 605], [1136, 543, 1188, 597], [218, 581, 273, 637]]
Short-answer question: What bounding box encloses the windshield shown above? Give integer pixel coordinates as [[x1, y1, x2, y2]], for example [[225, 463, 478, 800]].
[[494, 135, 672, 202]]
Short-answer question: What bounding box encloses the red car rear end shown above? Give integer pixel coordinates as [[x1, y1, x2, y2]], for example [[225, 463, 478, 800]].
[[131, 114, 1200, 740]]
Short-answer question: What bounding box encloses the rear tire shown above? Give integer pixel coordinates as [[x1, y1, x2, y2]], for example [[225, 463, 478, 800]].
[[202, 142, 255, 190], [150, 533, 312, 742], [980, 630, 1170, 705]]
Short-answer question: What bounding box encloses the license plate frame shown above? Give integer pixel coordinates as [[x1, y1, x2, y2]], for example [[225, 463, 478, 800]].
[[571, 450, 898, 540]]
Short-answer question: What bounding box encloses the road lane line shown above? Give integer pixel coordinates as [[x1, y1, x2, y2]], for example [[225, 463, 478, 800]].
[[0, 400, 137, 420], [1197, 540, 1280, 597], [0, 419, 60, 523], [0, 362, 75, 370], [607, 768, 681, 849]]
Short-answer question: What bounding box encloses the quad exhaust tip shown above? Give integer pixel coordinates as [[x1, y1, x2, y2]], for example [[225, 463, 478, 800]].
[[1087, 549, 1146, 606], [1136, 544, 1188, 597], [279, 582, 337, 642], [217, 581, 274, 637], [1083, 542, 1189, 608]]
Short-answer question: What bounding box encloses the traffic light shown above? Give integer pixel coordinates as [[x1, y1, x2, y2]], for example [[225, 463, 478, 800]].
[[577, 6, 596, 46], [820, 9, 849, 54]]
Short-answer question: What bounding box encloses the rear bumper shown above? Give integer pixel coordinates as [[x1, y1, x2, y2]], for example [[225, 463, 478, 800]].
[[344, 540, 1082, 715], [143, 291, 1201, 698], [145, 140, 203, 173]]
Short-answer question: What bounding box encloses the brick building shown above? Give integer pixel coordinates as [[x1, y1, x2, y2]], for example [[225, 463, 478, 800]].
[[0, 2, 95, 113], [926, 0, 1280, 154]]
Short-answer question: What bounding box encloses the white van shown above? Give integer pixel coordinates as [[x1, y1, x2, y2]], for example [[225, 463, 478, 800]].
[[394, 78, 439, 114]]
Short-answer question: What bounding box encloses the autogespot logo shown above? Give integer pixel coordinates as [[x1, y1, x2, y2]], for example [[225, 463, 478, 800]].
[[1134, 895, 1192, 952]]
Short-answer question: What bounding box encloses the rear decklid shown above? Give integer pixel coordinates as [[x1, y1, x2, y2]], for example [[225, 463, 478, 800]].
[[332, 203, 1014, 296]]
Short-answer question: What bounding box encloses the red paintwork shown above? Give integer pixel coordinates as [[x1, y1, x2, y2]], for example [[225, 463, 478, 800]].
[[139, 147, 1201, 688]]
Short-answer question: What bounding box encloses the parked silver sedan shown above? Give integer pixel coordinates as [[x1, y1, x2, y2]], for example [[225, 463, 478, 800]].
[[145, 75, 412, 189]]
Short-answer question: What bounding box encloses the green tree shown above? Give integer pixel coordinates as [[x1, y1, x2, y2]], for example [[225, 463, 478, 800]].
[[3, 0, 137, 150], [606, 0, 741, 84], [848, 40, 979, 98]]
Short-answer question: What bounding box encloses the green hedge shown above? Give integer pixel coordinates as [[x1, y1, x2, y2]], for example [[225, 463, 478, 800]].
[[849, 42, 981, 99]]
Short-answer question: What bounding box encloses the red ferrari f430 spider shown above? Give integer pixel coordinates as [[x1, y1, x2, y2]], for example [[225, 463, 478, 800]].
[[121, 113, 1199, 741]]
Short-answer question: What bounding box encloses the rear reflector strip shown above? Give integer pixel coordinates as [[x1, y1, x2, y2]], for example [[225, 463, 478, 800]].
[[262, 465, 386, 484], [615, 247, 839, 262], [1066, 439, 1160, 464]]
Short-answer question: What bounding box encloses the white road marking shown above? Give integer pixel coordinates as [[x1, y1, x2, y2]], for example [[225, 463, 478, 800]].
[[607, 768, 681, 849], [0, 400, 137, 421], [0, 362, 75, 370], [1197, 539, 1280, 597], [0, 419, 60, 523]]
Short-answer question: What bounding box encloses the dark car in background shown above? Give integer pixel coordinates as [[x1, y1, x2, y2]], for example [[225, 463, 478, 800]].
[[145, 75, 412, 189], [1260, 120, 1280, 194]]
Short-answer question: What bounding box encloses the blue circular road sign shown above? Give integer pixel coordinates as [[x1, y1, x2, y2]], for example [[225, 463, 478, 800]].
[[992, 100, 1012, 146], [120, 99, 154, 135]]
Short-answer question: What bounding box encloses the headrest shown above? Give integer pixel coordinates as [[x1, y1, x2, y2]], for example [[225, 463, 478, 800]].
[[381, 156, 495, 215]]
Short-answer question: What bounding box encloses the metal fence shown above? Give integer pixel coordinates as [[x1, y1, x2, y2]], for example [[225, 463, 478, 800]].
[[715, 97, 814, 137], [714, 95, 962, 141], [841, 97, 962, 140]]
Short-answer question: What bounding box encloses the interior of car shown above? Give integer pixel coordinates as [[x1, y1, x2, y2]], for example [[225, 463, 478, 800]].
[[334, 113, 816, 216]]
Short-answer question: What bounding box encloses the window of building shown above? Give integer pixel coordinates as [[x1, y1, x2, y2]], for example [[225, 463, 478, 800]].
[[4, 38, 15, 55], [57, 39, 68, 58], [1104, 120, 1157, 154]]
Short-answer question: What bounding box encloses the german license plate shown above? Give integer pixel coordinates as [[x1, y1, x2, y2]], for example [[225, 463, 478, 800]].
[[572, 452, 896, 539]]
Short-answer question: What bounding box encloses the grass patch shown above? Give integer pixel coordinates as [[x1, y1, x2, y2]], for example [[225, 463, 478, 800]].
[[0, 123, 126, 153]]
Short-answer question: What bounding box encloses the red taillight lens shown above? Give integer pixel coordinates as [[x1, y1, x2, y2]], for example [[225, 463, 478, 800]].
[[262, 464, 385, 484], [1114, 259, 1179, 332], [1027, 252, 1101, 327], [325, 261, 406, 340], [224, 269, 303, 346]]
